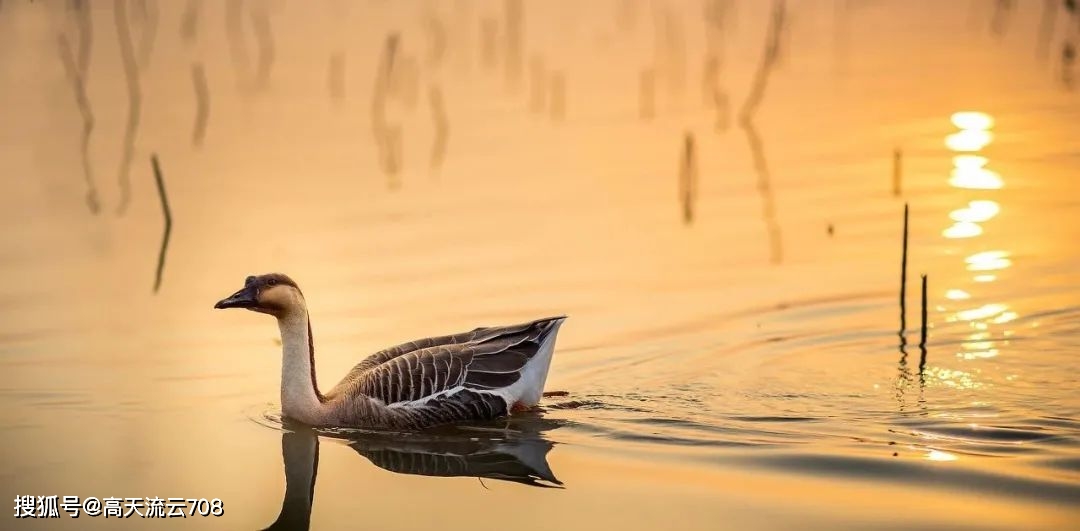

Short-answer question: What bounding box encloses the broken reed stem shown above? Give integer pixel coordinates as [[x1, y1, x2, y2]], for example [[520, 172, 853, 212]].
[[328, 51, 345, 102], [151, 154, 172, 294], [918, 273, 928, 370], [892, 148, 902, 196], [679, 132, 697, 224], [191, 62, 209, 146], [899, 203, 909, 338]]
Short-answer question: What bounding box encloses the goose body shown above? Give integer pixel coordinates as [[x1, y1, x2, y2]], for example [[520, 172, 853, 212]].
[[215, 273, 566, 430]]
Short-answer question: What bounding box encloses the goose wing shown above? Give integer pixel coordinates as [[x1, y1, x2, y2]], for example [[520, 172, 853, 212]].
[[328, 317, 563, 406]]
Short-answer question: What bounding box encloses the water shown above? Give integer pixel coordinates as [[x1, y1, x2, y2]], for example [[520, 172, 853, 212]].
[[2, 1, 1079, 529]]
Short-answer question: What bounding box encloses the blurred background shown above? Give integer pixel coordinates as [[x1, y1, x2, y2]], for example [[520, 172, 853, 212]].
[[1, 0, 1079, 529]]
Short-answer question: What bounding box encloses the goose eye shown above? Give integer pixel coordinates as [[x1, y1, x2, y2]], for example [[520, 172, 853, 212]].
[[266, 278, 278, 287]]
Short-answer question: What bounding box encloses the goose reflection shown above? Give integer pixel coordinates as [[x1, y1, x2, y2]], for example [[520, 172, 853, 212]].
[[263, 416, 563, 531]]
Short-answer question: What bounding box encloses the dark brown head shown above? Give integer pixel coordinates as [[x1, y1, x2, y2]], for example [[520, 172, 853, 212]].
[[214, 273, 303, 317]]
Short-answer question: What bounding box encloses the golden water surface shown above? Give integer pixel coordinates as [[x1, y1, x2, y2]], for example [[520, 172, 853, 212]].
[[1, 1, 1079, 529]]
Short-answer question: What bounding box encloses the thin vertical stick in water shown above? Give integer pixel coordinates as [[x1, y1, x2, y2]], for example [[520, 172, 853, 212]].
[[429, 85, 448, 171], [918, 274, 928, 371], [529, 54, 546, 114], [191, 63, 210, 146], [250, 1, 275, 91], [892, 148, 902, 196], [639, 68, 655, 120], [151, 154, 172, 294], [114, 0, 142, 216], [738, 0, 785, 264], [503, 0, 523, 90], [549, 71, 565, 121], [899, 203, 909, 339], [679, 132, 697, 224], [328, 51, 345, 102], [57, 34, 100, 214]]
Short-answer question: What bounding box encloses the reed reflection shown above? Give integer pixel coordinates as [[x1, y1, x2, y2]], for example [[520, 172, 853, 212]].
[[263, 417, 563, 530], [738, 0, 785, 264], [57, 31, 99, 214], [114, 0, 142, 216]]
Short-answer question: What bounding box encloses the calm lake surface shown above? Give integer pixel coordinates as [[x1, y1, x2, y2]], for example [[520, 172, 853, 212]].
[[2, 1, 1079, 529]]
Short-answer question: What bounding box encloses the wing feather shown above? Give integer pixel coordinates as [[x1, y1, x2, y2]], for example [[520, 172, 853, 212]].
[[330, 317, 564, 406]]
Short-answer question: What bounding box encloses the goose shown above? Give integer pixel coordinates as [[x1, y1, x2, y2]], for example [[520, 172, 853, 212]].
[[214, 273, 566, 430]]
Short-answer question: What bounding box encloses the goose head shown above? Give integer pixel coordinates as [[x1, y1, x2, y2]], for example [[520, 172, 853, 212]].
[[214, 273, 303, 317]]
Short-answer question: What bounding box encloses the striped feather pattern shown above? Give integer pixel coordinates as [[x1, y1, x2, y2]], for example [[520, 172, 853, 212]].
[[321, 317, 565, 429]]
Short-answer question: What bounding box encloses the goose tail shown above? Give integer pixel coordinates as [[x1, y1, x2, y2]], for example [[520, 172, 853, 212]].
[[511, 316, 566, 407]]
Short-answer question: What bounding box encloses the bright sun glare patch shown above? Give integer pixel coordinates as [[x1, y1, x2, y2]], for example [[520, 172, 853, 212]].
[[953, 154, 989, 169], [951, 112, 995, 130], [961, 349, 999, 360], [944, 222, 983, 239], [927, 449, 958, 461], [949, 167, 1003, 189], [966, 251, 1011, 271], [953, 303, 1008, 321], [949, 200, 1000, 223], [946, 130, 994, 152], [945, 289, 971, 300], [991, 311, 1019, 324]]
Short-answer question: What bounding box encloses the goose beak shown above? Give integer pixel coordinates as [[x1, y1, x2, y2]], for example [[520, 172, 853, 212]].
[[214, 284, 258, 309]]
